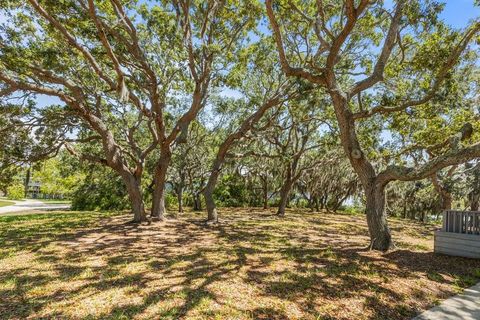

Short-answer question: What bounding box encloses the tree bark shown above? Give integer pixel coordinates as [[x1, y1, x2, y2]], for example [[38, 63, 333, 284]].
[[204, 186, 218, 222], [365, 184, 392, 251], [24, 166, 31, 198], [151, 183, 166, 220], [121, 174, 147, 222], [262, 177, 269, 210], [175, 173, 185, 213], [277, 178, 293, 216], [193, 193, 202, 211], [421, 210, 427, 223], [431, 174, 453, 211], [151, 152, 171, 220], [309, 196, 314, 212], [315, 197, 320, 212], [470, 166, 480, 211], [177, 185, 184, 213], [471, 193, 480, 211], [204, 158, 223, 223], [320, 195, 326, 210], [442, 194, 452, 210]]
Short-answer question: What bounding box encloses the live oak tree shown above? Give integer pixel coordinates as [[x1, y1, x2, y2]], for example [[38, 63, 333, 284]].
[[202, 39, 296, 222], [385, 161, 480, 219], [266, 0, 480, 250], [167, 120, 214, 213], [149, 0, 262, 220], [298, 148, 359, 212], [0, 0, 259, 222], [430, 167, 456, 210], [0, 0, 171, 221], [258, 101, 326, 216], [247, 155, 278, 209], [386, 180, 440, 221]]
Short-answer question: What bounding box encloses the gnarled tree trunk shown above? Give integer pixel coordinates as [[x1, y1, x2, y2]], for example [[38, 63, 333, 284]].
[[364, 183, 391, 250], [308, 196, 314, 212], [151, 152, 171, 220], [177, 187, 184, 213], [204, 159, 222, 223], [204, 186, 218, 222], [203, 96, 284, 222], [471, 193, 480, 211], [96, 129, 149, 223], [277, 169, 293, 216], [470, 165, 480, 211], [441, 194, 453, 210], [174, 174, 185, 213], [122, 173, 147, 222], [331, 91, 393, 251], [265, 0, 480, 251], [24, 166, 31, 198], [193, 192, 202, 211], [431, 172, 453, 211], [261, 176, 269, 209]]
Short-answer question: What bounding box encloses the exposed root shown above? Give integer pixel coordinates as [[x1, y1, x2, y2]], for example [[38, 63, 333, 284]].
[[369, 238, 377, 251], [150, 216, 166, 222], [205, 219, 219, 226], [126, 217, 150, 225]]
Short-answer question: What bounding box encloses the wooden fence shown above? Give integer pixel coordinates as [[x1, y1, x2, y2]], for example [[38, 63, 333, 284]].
[[442, 210, 480, 235]]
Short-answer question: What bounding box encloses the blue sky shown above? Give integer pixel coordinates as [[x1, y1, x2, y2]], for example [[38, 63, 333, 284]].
[[439, 0, 479, 28]]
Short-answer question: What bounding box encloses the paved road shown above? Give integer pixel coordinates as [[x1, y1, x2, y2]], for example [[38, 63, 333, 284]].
[[0, 199, 70, 215], [414, 282, 480, 320]]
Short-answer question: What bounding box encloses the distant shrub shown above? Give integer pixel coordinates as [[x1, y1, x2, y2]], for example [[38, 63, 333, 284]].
[[474, 268, 480, 278], [295, 198, 309, 208], [214, 174, 248, 207], [7, 184, 24, 200], [71, 168, 130, 211], [343, 205, 362, 215], [165, 193, 177, 209]]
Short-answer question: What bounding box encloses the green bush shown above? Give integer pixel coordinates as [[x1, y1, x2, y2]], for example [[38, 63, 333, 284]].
[[71, 168, 130, 211], [7, 184, 24, 200], [343, 205, 362, 215], [165, 193, 177, 209], [214, 174, 248, 207]]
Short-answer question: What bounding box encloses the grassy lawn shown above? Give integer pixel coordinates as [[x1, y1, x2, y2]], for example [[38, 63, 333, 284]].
[[0, 200, 15, 207], [1, 209, 479, 320]]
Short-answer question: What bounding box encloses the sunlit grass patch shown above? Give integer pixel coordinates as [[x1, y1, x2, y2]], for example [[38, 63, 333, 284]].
[[0, 200, 14, 207]]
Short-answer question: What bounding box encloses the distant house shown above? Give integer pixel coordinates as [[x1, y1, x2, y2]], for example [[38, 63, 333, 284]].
[[26, 181, 64, 199], [26, 181, 41, 199]]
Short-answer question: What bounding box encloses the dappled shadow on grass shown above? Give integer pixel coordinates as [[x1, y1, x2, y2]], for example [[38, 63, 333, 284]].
[[0, 211, 121, 257], [0, 208, 480, 320]]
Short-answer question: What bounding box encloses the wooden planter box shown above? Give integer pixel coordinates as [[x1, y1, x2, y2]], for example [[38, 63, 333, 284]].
[[434, 210, 480, 259]]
